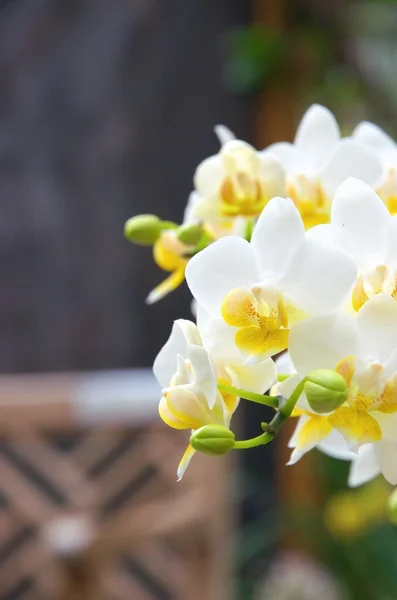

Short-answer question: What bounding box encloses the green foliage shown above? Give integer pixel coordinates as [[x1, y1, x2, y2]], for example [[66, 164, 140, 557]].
[[223, 26, 286, 94]]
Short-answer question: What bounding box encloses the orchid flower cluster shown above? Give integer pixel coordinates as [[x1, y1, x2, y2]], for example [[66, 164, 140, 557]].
[[125, 104, 397, 487]]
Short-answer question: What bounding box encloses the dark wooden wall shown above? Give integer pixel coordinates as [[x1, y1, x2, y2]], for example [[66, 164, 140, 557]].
[[0, 0, 251, 372]]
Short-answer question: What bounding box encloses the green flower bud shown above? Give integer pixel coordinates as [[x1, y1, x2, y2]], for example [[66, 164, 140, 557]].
[[124, 214, 163, 246], [190, 425, 235, 456], [388, 488, 397, 525], [124, 215, 179, 245], [304, 369, 348, 414], [176, 223, 203, 246]]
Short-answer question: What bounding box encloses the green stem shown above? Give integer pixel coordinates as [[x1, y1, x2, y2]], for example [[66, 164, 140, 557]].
[[279, 377, 307, 419], [217, 382, 279, 409], [232, 377, 306, 450], [234, 431, 274, 449]]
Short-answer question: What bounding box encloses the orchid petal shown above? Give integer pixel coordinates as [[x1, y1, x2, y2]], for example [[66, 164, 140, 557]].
[[177, 444, 196, 481], [295, 104, 340, 172], [154, 320, 201, 387], [320, 141, 382, 198], [331, 178, 390, 263], [280, 238, 357, 314], [357, 293, 397, 364], [186, 237, 258, 316], [348, 444, 381, 487], [251, 197, 304, 278], [288, 312, 357, 377]]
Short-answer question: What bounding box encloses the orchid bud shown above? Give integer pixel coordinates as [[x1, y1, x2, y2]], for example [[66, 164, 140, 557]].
[[176, 223, 203, 245], [305, 369, 348, 414], [124, 214, 163, 246], [190, 425, 235, 456]]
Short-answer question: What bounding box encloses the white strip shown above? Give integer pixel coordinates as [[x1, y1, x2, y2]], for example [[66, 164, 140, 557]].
[[71, 368, 160, 426], [214, 124, 235, 146]]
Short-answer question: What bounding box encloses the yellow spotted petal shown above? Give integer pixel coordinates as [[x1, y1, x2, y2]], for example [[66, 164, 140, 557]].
[[328, 407, 382, 448], [235, 325, 289, 358], [221, 288, 262, 328], [177, 444, 196, 480], [277, 293, 289, 328]]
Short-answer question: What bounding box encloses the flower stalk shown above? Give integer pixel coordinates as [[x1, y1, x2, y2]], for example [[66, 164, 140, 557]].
[[217, 382, 279, 409], [232, 378, 307, 450]]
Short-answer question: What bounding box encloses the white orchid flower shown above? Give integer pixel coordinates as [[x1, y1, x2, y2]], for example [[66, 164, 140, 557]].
[[282, 294, 397, 480], [153, 318, 276, 479], [154, 319, 229, 479], [268, 104, 382, 228], [353, 120, 397, 215], [192, 126, 286, 227], [186, 196, 357, 362], [196, 303, 277, 397], [279, 352, 397, 487], [308, 178, 397, 312]]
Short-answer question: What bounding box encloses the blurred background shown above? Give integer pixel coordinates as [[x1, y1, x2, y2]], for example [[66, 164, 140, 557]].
[[1, 1, 397, 599]]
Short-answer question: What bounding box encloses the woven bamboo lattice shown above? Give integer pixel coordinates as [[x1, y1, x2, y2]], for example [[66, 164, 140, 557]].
[[0, 371, 231, 600]]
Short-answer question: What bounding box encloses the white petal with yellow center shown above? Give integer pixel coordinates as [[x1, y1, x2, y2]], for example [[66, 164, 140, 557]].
[[186, 236, 259, 317], [153, 319, 236, 479], [310, 178, 397, 310], [268, 106, 381, 227], [193, 137, 285, 223], [188, 197, 357, 361]]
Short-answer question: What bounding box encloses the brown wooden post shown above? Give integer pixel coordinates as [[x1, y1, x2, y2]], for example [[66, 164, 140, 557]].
[[58, 554, 102, 600]]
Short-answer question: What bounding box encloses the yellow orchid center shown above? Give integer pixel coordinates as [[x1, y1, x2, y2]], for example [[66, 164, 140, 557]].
[[291, 356, 397, 457], [352, 265, 397, 311], [326, 356, 397, 446], [218, 145, 271, 218], [376, 166, 397, 215], [221, 286, 290, 358], [286, 174, 329, 229]]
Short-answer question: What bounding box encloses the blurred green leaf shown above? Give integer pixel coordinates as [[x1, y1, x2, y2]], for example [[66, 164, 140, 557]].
[[223, 26, 286, 94], [234, 513, 280, 570]]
